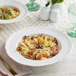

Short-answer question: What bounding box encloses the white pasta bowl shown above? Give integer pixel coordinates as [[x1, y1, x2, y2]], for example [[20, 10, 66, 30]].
[[0, 0, 27, 24], [5, 27, 72, 67]]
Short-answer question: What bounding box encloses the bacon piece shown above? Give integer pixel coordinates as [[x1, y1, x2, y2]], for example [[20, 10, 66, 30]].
[[47, 38, 50, 41], [21, 53, 25, 56], [32, 48, 36, 51], [34, 37, 38, 38], [53, 38, 58, 45], [43, 54, 48, 58], [30, 48, 36, 51], [42, 35, 45, 39], [36, 54, 43, 60], [13, 8, 18, 12], [27, 51, 34, 55], [36, 43, 43, 49], [23, 36, 27, 40], [52, 51, 58, 56], [31, 37, 34, 40], [51, 46, 58, 51], [16, 47, 21, 51], [30, 42, 34, 45], [21, 53, 30, 59], [2, 9, 9, 13], [0, 16, 2, 19]]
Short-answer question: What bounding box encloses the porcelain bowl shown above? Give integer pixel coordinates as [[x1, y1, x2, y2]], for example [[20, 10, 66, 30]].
[[5, 27, 72, 67], [0, 0, 27, 24]]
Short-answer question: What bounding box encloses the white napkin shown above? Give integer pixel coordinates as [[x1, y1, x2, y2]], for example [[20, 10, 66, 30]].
[[0, 41, 32, 76]]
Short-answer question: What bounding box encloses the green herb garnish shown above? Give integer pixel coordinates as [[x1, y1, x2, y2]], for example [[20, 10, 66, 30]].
[[0, 14, 6, 20], [8, 11, 11, 16], [3, 15, 7, 19], [0, 8, 3, 10]]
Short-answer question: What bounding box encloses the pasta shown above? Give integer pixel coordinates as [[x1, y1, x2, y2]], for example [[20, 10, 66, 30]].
[[17, 34, 59, 60]]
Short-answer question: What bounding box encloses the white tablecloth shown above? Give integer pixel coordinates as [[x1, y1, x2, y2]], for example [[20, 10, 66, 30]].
[[0, 0, 76, 76]]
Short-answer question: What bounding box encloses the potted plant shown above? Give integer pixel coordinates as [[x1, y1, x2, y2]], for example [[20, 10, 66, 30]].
[[46, 0, 64, 7], [46, 0, 64, 13], [40, 0, 64, 22]]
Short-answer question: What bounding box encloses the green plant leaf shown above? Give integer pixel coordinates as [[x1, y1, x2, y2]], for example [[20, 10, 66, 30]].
[[51, 0, 58, 4], [58, 0, 64, 3], [45, 1, 50, 7]]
